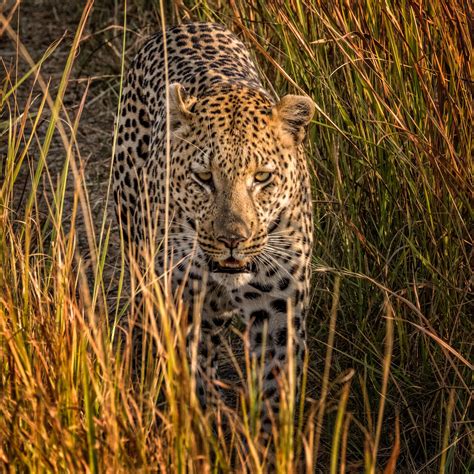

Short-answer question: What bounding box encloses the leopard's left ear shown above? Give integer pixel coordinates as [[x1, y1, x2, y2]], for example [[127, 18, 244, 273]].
[[272, 95, 315, 147], [168, 83, 197, 134]]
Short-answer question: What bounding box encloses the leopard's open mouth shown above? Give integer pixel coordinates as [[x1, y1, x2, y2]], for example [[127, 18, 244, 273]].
[[209, 257, 253, 274]]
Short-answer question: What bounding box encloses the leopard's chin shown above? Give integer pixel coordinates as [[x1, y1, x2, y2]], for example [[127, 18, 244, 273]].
[[209, 271, 253, 289]]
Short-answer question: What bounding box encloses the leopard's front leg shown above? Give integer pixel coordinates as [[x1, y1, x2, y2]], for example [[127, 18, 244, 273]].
[[248, 303, 307, 447], [192, 283, 236, 410]]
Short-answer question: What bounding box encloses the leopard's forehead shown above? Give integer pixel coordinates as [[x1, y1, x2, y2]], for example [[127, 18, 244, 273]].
[[184, 85, 277, 167], [193, 85, 273, 122]]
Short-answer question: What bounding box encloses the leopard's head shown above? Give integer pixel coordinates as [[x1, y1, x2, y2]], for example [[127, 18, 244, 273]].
[[167, 83, 315, 288]]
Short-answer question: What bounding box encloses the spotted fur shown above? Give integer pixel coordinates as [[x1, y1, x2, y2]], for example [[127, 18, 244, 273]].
[[113, 22, 315, 442]]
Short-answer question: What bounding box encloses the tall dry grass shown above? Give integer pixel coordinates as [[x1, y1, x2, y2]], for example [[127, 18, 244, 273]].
[[0, 0, 472, 472]]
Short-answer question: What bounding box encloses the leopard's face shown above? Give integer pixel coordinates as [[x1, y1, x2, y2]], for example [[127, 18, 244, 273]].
[[168, 84, 314, 288]]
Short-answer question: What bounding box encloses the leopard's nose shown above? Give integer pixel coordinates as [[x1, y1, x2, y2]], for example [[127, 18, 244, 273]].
[[217, 233, 248, 249]]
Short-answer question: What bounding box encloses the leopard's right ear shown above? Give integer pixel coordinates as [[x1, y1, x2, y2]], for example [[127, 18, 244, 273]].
[[169, 83, 197, 134]]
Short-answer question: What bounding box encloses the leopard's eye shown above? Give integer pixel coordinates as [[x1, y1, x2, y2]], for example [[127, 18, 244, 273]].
[[254, 171, 272, 184], [194, 171, 213, 184]]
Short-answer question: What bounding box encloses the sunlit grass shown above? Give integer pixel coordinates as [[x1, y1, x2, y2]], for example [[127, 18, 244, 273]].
[[1, 0, 472, 472]]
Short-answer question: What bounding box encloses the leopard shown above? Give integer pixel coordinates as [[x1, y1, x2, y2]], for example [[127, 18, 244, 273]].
[[113, 22, 315, 443]]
